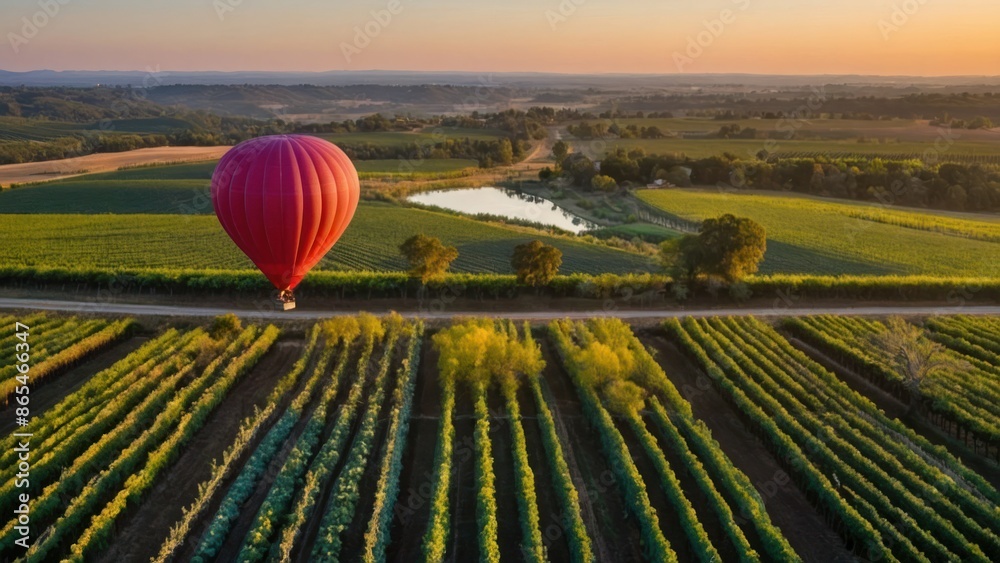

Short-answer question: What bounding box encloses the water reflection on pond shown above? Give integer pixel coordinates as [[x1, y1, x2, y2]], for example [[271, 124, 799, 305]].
[[407, 187, 597, 234]]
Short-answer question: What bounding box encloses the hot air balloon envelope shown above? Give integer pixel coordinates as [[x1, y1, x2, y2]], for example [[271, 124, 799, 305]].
[[211, 135, 360, 302]]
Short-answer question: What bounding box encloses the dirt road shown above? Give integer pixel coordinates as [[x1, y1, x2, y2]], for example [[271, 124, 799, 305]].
[[0, 297, 996, 320]]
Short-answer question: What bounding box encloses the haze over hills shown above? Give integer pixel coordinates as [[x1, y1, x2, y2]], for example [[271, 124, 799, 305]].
[[2, 69, 1000, 89]]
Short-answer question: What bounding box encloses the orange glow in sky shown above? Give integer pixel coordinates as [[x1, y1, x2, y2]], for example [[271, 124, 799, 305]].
[[1, 0, 997, 75]]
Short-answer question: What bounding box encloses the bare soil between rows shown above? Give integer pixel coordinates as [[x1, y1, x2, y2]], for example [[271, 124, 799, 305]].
[[98, 337, 305, 563]]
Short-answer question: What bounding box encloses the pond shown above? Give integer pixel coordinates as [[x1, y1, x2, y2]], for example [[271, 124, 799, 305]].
[[406, 187, 597, 234]]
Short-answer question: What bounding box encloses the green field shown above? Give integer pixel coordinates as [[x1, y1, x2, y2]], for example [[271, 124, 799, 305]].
[[0, 160, 654, 275], [320, 126, 506, 147], [0, 204, 655, 275], [589, 223, 682, 243], [584, 137, 1000, 161], [0, 163, 215, 213], [562, 117, 1000, 161], [0, 158, 479, 212], [355, 158, 479, 176], [0, 116, 206, 143], [591, 117, 926, 136], [637, 188, 1000, 276], [0, 118, 87, 142]]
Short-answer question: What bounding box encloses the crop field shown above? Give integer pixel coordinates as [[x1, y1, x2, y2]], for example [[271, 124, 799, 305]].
[[561, 118, 1000, 162], [665, 315, 1000, 561], [637, 188, 1000, 277], [785, 315, 1000, 455], [600, 117, 930, 136], [0, 159, 480, 213], [0, 118, 87, 143], [585, 137, 1000, 161], [0, 161, 656, 277], [0, 313, 134, 406], [319, 127, 507, 147], [355, 158, 479, 174], [0, 116, 217, 143], [2, 312, 997, 562], [0, 207, 656, 275]]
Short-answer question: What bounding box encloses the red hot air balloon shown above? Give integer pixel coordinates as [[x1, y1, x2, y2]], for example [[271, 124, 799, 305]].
[[211, 135, 360, 309]]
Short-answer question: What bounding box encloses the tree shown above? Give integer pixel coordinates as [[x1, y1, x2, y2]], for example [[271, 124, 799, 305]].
[[967, 116, 993, 130], [563, 153, 596, 187], [591, 174, 618, 193], [496, 138, 514, 166], [511, 240, 563, 287], [552, 140, 569, 162], [659, 215, 766, 284], [869, 317, 968, 413], [659, 236, 702, 283], [664, 167, 692, 187], [945, 184, 967, 211], [399, 234, 459, 283], [696, 214, 766, 282]]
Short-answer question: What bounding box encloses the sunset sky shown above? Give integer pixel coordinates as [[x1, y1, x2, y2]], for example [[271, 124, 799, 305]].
[[2, 0, 998, 75]]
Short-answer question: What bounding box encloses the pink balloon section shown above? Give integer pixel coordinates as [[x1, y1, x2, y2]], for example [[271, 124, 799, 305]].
[[210, 135, 360, 291]]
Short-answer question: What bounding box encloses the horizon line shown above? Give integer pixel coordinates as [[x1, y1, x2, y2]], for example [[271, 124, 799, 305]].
[[3, 69, 1000, 80]]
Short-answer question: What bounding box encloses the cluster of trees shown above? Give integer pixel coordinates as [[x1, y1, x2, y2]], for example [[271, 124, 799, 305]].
[[338, 136, 520, 168], [930, 114, 994, 130], [545, 146, 691, 191], [0, 113, 289, 165], [551, 145, 1000, 212], [0, 86, 165, 120], [442, 108, 552, 141], [614, 92, 1000, 122], [285, 113, 430, 134], [715, 124, 759, 139], [567, 121, 667, 140], [725, 157, 1000, 212], [399, 234, 563, 286]]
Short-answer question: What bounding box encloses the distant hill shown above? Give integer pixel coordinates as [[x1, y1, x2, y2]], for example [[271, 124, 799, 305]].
[[2, 69, 1000, 89]]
